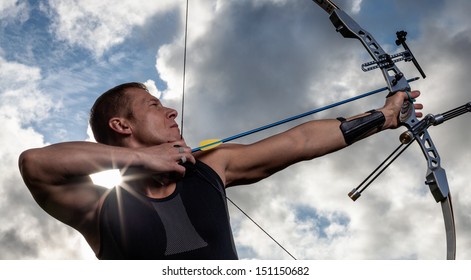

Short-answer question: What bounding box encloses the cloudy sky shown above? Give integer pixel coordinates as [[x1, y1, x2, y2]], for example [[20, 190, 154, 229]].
[[1, 0, 470, 260]]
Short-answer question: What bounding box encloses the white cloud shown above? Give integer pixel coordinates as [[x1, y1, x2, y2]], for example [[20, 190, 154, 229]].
[[0, 58, 61, 124], [144, 79, 162, 99], [0, 56, 91, 259], [351, 0, 363, 14], [46, 0, 179, 57], [0, 0, 29, 24]]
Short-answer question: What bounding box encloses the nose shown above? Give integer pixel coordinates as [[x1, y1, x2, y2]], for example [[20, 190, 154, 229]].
[[166, 107, 178, 119]]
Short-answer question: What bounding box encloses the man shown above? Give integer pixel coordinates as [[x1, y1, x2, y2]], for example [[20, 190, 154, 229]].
[[18, 82, 423, 259]]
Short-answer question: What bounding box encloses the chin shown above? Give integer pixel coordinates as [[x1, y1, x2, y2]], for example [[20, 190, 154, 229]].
[[168, 135, 182, 142]]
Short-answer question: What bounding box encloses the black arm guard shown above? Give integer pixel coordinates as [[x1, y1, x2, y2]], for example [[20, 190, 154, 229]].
[[338, 110, 385, 145]]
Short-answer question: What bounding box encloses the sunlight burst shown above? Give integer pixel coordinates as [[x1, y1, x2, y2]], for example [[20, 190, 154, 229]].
[[90, 169, 122, 189]]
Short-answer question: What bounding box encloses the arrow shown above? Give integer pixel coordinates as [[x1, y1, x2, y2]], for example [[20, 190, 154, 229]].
[[192, 78, 419, 153]]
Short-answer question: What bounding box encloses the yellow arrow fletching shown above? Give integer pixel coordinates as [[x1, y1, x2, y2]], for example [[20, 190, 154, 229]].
[[198, 139, 223, 151]]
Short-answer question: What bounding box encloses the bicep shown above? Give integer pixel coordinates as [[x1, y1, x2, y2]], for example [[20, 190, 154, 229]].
[[200, 119, 346, 187], [225, 136, 301, 186], [199, 134, 303, 187]]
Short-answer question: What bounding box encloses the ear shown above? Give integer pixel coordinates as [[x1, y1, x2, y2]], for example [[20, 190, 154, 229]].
[[109, 117, 132, 136]]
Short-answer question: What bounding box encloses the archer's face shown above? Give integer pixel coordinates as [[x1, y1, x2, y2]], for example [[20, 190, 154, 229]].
[[126, 88, 181, 146]]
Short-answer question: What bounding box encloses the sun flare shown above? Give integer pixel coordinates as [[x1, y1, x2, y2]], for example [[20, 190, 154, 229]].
[[90, 169, 122, 189]]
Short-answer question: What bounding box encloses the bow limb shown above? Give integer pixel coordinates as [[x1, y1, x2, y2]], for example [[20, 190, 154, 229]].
[[442, 196, 456, 260], [312, 0, 456, 259], [418, 124, 455, 259]]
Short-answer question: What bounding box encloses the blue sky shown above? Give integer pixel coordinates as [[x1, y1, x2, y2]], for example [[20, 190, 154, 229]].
[[1, 0, 471, 260]]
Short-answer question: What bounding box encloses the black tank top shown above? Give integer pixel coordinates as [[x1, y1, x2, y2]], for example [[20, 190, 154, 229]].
[[97, 160, 238, 259]]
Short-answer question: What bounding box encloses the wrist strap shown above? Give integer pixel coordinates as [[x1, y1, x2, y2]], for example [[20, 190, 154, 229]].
[[338, 110, 385, 145]]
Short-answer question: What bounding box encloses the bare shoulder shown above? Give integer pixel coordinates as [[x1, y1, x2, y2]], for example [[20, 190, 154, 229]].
[[194, 143, 243, 186], [195, 142, 280, 187]]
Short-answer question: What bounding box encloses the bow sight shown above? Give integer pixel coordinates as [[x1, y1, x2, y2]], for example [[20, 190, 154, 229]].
[[362, 31, 427, 82]]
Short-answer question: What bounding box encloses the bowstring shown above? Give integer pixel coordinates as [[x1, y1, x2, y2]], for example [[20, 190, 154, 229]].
[[180, 0, 189, 138], [179, 0, 296, 259]]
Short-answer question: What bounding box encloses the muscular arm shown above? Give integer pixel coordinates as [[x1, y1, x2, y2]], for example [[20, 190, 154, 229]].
[[199, 118, 345, 187], [198, 91, 423, 187], [18, 140, 194, 251]]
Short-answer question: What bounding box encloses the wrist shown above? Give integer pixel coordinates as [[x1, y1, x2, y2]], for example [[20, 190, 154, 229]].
[[378, 107, 397, 129]]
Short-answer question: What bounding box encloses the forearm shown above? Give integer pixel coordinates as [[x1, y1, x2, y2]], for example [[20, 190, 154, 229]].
[[222, 91, 421, 186], [19, 141, 139, 186], [297, 105, 398, 159], [221, 118, 347, 186]]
